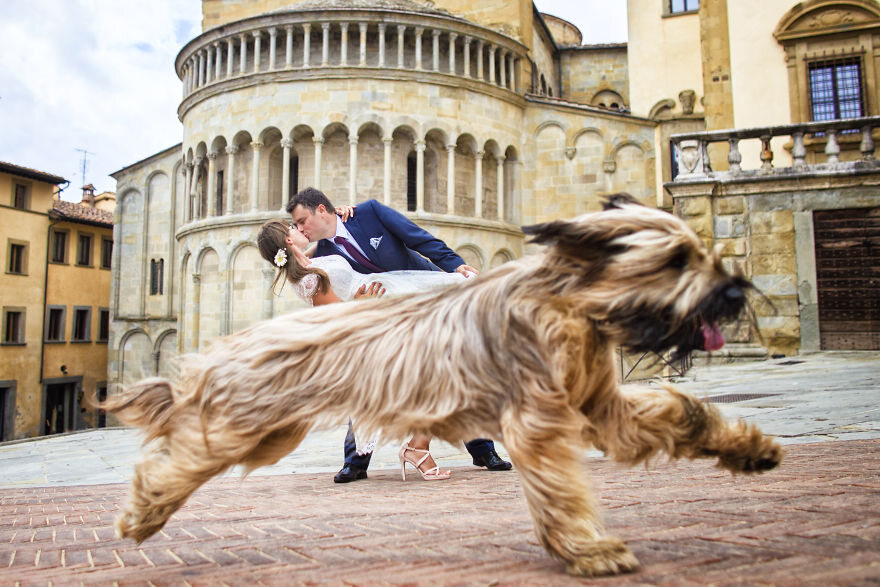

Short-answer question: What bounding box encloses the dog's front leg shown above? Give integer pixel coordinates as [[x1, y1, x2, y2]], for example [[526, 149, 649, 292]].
[[500, 406, 639, 577]]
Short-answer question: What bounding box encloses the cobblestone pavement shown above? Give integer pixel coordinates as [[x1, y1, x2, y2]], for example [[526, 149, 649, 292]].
[[1, 351, 878, 584]]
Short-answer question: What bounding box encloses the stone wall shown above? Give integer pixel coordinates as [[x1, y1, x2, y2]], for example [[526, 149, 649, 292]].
[[560, 45, 628, 109]]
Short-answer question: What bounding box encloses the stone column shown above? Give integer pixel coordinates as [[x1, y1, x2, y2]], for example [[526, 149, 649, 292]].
[[383, 137, 392, 205], [250, 141, 262, 212], [252, 31, 262, 72], [285, 25, 293, 68], [239, 34, 248, 73], [191, 274, 201, 351], [448, 33, 457, 73], [268, 27, 277, 70], [499, 50, 506, 88], [206, 151, 217, 217], [225, 145, 237, 215], [184, 162, 193, 221], [397, 25, 406, 68], [206, 49, 213, 83], [281, 138, 292, 209], [446, 144, 456, 214], [378, 24, 386, 67], [191, 157, 203, 218], [477, 41, 484, 80], [432, 30, 440, 72], [488, 45, 496, 85], [227, 39, 234, 77], [463, 37, 471, 77], [415, 27, 424, 70], [303, 23, 311, 67], [415, 140, 426, 213], [214, 42, 222, 80], [182, 62, 189, 98], [340, 23, 348, 65], [359, 23, 367, 66], [509, 56, 516, 91], [313, 137, 323, 189], [321, 23, 330, 66], [496, 155, 505, 220], [198, 51, 205, 86], [474, 151, 483, 217], [348, 135, 358, 205]]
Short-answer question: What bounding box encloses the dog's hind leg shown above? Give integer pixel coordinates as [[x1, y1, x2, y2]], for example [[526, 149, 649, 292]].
[[500, 406, 640, 577], [586, 385, 782, 474], [239, 422, 312, 473]]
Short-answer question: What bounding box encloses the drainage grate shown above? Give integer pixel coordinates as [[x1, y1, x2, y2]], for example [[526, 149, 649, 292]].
[[708, 393, 779, 404], [776, 360, 805, 366]]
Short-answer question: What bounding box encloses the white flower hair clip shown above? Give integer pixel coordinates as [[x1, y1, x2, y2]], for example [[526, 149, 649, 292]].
[[274, 248, 288, 268]]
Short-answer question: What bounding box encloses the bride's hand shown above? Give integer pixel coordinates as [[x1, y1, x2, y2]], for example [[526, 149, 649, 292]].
[[354, 282, 385, 299], [335, 205, 356, 222]]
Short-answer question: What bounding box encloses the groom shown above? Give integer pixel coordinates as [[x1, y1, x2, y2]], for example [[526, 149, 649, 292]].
[[287, 187, 513, 482]]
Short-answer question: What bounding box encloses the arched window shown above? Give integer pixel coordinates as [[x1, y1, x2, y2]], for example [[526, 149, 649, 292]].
[[406, 152, 417, 212]]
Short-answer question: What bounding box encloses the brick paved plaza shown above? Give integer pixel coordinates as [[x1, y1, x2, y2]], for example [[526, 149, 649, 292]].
[[2, 439, 879, 585]]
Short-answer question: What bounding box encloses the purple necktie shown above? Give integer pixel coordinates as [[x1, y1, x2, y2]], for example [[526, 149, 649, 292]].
[[334, 236, 384, 273]]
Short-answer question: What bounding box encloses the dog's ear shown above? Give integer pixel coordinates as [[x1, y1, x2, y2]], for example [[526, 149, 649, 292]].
[[602, 192, 642, 210], [522, 219, 627, 260]]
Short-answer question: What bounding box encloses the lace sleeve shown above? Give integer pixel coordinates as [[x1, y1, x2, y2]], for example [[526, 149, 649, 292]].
[[293, 273, 320, 305]]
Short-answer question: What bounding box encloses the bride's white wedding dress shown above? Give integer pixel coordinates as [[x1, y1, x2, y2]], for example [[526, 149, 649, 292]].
[[293, 254, 466, 303]]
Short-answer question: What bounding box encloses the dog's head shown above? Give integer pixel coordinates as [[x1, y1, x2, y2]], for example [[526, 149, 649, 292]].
[[522, 195, 752, 358]]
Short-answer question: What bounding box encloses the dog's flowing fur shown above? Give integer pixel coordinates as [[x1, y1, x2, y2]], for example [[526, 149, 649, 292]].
[[104, 199, 782, 576]]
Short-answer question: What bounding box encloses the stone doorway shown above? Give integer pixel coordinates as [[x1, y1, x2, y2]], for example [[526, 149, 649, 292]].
[[813, 207, 880, 350], [41, 379, 79, 435]]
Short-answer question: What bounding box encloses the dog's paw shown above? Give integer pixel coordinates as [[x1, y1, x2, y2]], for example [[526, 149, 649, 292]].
[[565, 537, 640, 577], [710, 425, 784, 474]]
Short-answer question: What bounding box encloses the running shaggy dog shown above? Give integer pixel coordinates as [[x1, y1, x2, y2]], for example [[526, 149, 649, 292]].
[[104, 196, 782, 577]]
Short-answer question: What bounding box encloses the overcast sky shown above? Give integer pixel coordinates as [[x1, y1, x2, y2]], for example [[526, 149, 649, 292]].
[[0, 1, 626, 201]]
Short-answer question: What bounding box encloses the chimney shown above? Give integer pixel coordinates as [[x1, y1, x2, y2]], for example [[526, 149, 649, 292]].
[[81, 184, 96, 207]]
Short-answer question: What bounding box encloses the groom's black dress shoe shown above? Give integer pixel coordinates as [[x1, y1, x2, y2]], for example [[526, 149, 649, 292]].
[[334, 465, 368, 483], [472, 450, 512, 471]]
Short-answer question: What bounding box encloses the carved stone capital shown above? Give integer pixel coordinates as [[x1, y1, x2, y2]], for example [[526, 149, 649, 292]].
[[280, 138, 293, 149], [226, 145, 239, 155]]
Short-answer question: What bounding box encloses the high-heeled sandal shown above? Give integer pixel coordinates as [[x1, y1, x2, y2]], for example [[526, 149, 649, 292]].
[[398, 444, 452, 481]]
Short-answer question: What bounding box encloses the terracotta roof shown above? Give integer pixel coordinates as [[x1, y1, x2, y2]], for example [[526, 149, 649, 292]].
[[0, 160, 67, 185], [50, 199, 114, 227]]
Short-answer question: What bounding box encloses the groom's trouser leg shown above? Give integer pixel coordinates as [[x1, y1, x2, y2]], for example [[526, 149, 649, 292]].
[[343, 419, 372, 470], [464, 438, 495, 459]]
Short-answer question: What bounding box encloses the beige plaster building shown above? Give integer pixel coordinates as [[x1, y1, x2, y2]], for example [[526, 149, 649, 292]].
[[110, 0, 880, 393], [2, 162, 115, 440]]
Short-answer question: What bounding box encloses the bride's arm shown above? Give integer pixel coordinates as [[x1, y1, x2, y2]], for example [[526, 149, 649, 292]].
[[312, 288, 342, 306]]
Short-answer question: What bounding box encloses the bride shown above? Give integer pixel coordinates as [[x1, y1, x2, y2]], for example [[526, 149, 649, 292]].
[[256, 218, 464, 480]]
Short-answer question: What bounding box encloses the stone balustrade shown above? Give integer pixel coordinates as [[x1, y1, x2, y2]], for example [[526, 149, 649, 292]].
[[670, 116, 880, 181], [176, 9, 526, 106]]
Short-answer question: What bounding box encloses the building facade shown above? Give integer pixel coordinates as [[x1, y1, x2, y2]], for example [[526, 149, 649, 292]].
[[110, 0, 880, 395], [1, 162, 115, 440]]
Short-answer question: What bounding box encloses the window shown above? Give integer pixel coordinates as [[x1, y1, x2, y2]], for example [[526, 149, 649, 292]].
[[45, 306, 65, 342], [406, 153, 417, 212], [51, 230, 68, 264], [77, 234, 93, 266], [100, 238, 113, 269], [216, 170, 224, 215], [7, 242, 27, 275], [809, 58, 863, 121], [97, 308, 110, 342], [670, 0, 698, 13], [2, 308, 25, 344], [150, 259, 164, 295], [72, 307, 91, 342], [13, 183, 29, 209]]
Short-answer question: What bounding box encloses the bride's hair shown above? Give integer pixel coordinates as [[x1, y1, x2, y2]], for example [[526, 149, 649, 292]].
[[257, 219, 330, 295]]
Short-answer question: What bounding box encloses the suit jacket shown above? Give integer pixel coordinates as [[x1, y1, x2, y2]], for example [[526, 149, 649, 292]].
[[314, 200, 464, 274]]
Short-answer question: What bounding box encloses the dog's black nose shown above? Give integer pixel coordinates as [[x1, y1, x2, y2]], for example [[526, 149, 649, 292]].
[[724, 285, 744, 301]]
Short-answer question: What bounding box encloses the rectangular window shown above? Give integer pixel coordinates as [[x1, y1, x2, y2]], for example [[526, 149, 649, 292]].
[[670, 0, 698, 13], [101, 238, 113, 269], [72, 307, 91, 342], [77, 234, 93, 266], [2, 308, 25, 344], [13, 183, 29, 209], [45, 306, 66, 342], [809, 58, 863, 121], [97, 308, 110, 342], [150, 259, 165, 295], [51, 230, 68, 264], [8, 242, 26, 274]]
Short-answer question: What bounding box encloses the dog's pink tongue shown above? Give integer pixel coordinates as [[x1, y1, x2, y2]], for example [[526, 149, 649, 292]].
[[701, 323, 725, 351]]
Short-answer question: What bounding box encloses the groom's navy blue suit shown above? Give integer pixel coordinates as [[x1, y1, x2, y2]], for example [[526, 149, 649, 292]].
[[313, 199, 497, 469]]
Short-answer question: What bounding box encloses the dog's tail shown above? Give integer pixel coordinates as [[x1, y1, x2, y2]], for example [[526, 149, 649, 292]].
[[98, 378, 175, 442]]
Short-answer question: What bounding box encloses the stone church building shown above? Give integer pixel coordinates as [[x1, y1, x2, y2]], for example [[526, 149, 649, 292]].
[[110, 0, 880, 388]]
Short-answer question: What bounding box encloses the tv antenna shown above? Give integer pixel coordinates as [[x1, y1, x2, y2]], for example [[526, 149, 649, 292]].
[[74, 148, 95, 189]]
